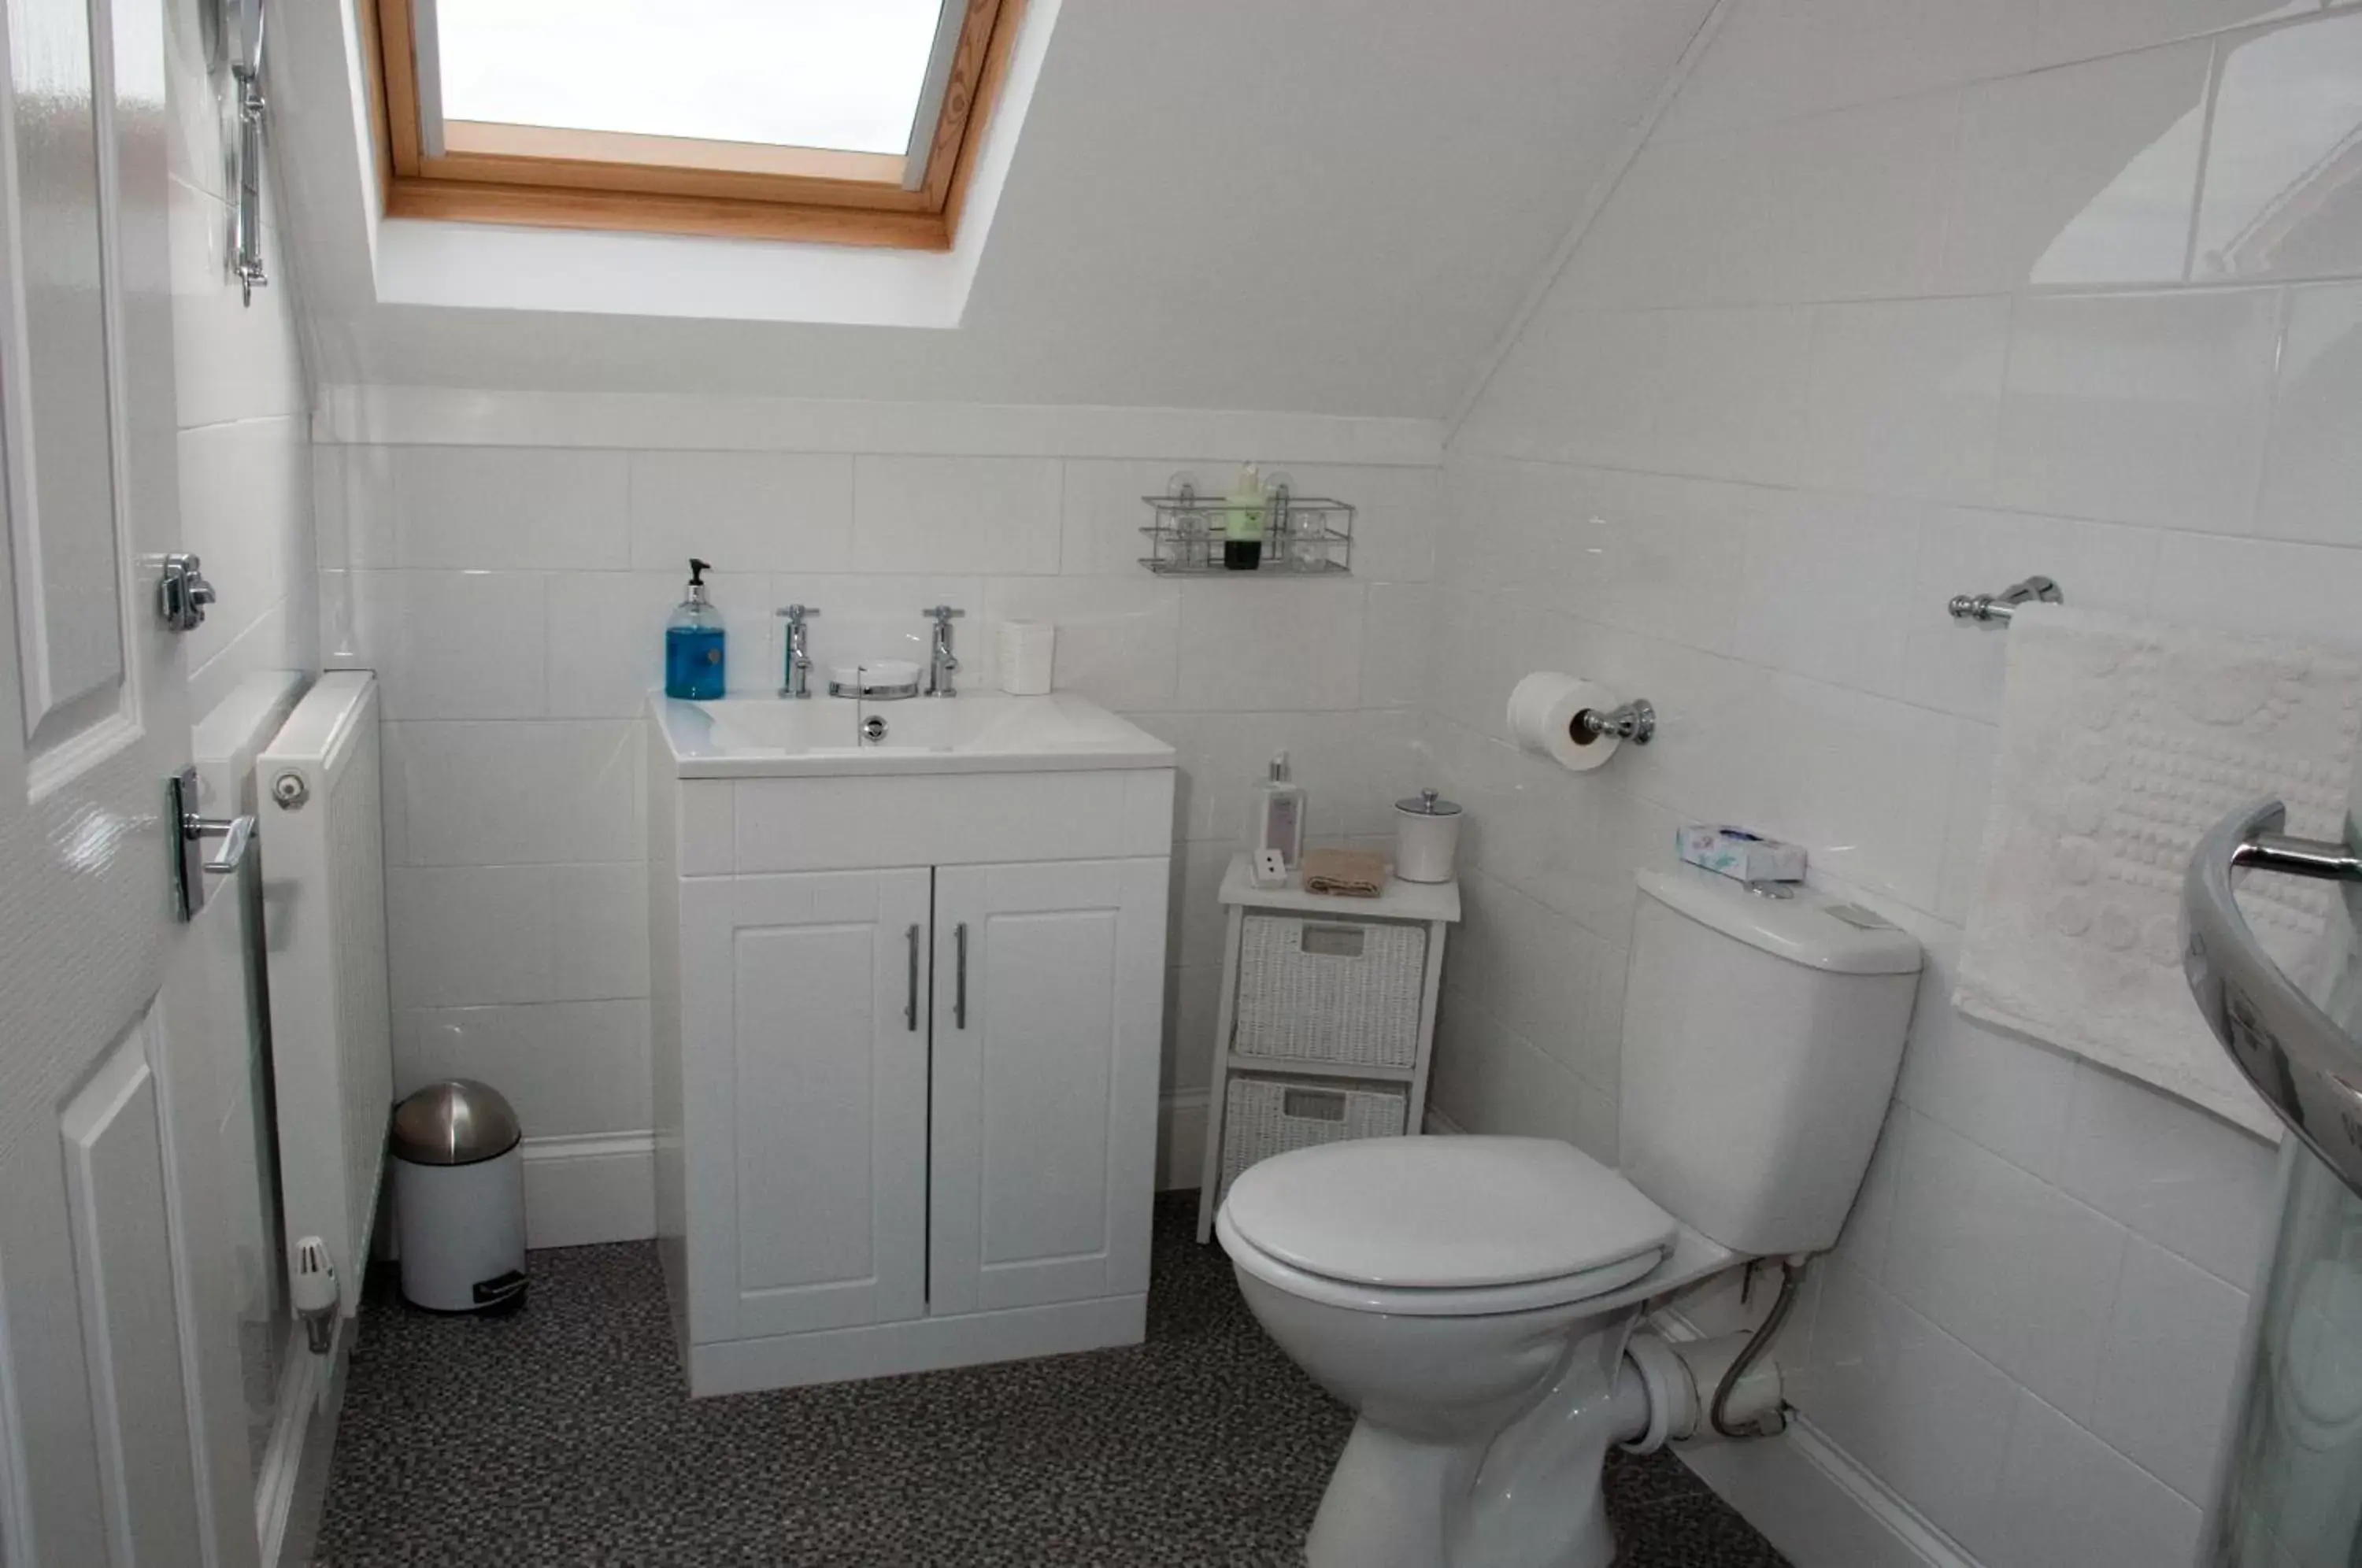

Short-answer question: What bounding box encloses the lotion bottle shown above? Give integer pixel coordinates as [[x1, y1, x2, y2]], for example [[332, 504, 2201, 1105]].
[[1253, 751, 1305, 867]]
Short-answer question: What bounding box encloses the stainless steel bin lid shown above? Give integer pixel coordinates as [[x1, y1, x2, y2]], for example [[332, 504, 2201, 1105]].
[[391, 1079, 520, 1166]]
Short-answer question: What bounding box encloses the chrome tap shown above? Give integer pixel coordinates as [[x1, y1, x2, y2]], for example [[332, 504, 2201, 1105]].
[[776, 604, 821, 697], [924, 605, 965, 697]]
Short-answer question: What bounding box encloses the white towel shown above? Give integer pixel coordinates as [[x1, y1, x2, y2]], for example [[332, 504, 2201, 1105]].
[[1954, 605, 2362, 1138]]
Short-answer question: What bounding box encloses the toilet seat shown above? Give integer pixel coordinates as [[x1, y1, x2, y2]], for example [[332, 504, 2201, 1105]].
[[1218, 1135, 1678, 1318]]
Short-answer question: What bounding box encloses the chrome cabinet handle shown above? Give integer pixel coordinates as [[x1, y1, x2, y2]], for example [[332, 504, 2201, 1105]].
[[905, 923, 920, 1031], [954, 922, 968, 1030], [2182, 797, 2362, 1198]]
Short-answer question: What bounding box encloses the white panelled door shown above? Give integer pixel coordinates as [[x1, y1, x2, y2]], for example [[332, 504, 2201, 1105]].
[[682, 869, 933, 1342], [929, 859, 1167, 1316], [0, 0, 244, 1559]]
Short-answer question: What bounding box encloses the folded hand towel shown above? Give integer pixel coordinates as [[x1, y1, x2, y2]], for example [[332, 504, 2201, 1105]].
[[1303, 849, 1386, 898], [1955, 605, 2360, 1138]]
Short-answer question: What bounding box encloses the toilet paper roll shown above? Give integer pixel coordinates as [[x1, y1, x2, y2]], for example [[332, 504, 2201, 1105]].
[[1507, 671, 1624, 772], [997, 619, 1056, 696]]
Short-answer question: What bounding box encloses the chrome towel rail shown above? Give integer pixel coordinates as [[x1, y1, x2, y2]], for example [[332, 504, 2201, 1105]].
[[1948, 575, 2062, 624]]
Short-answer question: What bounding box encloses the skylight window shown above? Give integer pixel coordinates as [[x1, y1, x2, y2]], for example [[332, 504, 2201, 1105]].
[[369, 0, 1024, 249]]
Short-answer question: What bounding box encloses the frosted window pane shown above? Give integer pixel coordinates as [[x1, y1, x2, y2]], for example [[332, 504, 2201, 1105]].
[[435, 0, 946, 155]]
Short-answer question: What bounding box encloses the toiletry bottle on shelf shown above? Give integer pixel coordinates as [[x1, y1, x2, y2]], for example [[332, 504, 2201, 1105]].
[[1225, 463, 1265, 571], [665, 558, 727, 700], [1253, 750, 1305, 868]]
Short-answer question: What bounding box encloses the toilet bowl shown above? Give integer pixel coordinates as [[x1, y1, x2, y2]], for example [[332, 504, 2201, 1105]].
[[1219, 871, 1924, 1568], [1218, 1135, 1725, 1568]]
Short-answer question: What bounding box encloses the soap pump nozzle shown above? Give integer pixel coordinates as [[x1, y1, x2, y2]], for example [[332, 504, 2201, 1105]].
[[684, 557, 712, 605]]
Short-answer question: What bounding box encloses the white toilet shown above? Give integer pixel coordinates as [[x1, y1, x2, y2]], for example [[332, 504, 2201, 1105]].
[[1216, 867, 1923, 1568]]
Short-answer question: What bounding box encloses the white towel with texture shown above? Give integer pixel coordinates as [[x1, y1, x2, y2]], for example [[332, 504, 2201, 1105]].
[[1954, 605, 2362, 1139]]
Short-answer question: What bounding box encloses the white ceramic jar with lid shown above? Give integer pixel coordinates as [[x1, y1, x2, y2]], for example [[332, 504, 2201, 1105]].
[[1394, 788, 1463, 884]]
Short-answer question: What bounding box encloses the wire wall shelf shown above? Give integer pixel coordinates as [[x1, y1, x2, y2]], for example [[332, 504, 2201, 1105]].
[[1140, 480, 1355, 577]]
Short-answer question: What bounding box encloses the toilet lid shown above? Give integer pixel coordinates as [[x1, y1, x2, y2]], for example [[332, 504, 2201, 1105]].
[[1222, 1136, 1677, 1290]]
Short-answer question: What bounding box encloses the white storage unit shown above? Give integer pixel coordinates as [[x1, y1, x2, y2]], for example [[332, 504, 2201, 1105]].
[[1196, 853, 1460, 1242], [649, 719, 1174, 1397]]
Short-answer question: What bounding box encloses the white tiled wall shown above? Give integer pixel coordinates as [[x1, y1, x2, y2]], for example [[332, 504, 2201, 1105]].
[[317, 435, 1438, 1146], [1428, 2, 2361, 1562], [168, 57, 315, 719]]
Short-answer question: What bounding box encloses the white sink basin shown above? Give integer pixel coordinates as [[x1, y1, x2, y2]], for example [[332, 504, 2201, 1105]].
[[652, 693, 1175, 778]]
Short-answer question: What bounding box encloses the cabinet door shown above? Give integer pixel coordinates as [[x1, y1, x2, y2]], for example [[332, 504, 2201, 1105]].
[[929, 858, 1170, 1315], [682, 869, 931, 1341]]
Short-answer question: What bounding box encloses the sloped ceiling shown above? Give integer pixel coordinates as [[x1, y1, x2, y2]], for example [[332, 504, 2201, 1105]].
[[283, 1, 1713, 417]]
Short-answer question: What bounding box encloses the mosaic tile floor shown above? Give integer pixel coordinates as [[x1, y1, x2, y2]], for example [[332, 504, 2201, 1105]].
[[317, 1195, 1789, 1566]]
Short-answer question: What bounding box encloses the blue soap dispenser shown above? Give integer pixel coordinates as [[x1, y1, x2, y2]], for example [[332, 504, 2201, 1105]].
[[665, 558, 727, 700]]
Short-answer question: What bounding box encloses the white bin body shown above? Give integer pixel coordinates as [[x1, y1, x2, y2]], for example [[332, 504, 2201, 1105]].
[[394, 1145, 526, 1311]]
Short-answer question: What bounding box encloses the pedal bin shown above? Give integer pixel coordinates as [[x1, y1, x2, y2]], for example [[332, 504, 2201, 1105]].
[[391, 1079, 528, 1313]]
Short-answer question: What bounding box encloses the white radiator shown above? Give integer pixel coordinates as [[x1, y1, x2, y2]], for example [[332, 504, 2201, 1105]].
[[257, 672, 391, 1348]]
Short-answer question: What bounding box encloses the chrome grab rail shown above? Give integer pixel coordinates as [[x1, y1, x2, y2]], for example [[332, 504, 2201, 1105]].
[[2182, 798, 2362, 1198]]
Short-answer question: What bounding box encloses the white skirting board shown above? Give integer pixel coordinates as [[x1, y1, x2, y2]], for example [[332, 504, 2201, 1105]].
[[1653, 1307, 1982, 1568], [520, 1133, 658, 1248]]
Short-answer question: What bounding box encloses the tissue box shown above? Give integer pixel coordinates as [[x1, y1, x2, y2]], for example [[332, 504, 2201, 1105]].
[[1676, 826, 1806, 884]]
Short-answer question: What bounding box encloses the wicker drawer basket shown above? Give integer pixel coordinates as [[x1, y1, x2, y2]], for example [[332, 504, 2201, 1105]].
[[1234, 912, 1426, 1068], [1217, 1074, 1408, 1206]]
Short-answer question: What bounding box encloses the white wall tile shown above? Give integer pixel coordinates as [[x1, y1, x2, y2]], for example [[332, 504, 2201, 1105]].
[[1734, 490, 1921, 697], [1569, 472, 1762, 656], [381, 720, 644, 867], [391, 446, 631, 570], [1994, 288, 2283, 534], [2194, 10, 2362, 282], [1648, 308, 1813, 483], [548, 864, 653, 1002], [1790, 1263, 2021, 1547], [1942, 42, 2210, 294], [397, 999, 653, 1137], [328, 569, 549, 720], [2258, 282, 2362, 545], [853, 454, 1062, 575], [1800, 297, 2009, 501], [2150, 531, 2362, 649], [2057, 1060, 2280, 1288], [1657, 0, 2036, 142], [1973, 1389, 2205, 1568], [1175, 580, 1366, 712], [980, 576, 1180, 712], [386, 864, 559, 1008], [1884, 1111, 2132, 1421], [1359, 582, 1434, 709], [1456, 305, 1665, 468], [1897, 968, 2080, 1180], [1731, 675, 1960, 908], [2090, 1236, 2253, 1501], [2033, 0, 2311, 67], [627, 450, 854, 572], [313, 445, 397, 570], [178, 416, 313, 675]]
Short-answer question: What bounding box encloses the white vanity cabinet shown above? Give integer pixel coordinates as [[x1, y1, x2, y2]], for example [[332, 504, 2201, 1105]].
[[647, 695, 1175, 1397]]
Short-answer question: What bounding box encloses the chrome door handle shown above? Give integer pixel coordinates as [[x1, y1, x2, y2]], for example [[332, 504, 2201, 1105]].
[[166, 765, 257, 921], [905, 923, 921, 1031], [2182, 798, 2362, 1197], [954, 922, 968, 1030], [197, 812, 257, 875]]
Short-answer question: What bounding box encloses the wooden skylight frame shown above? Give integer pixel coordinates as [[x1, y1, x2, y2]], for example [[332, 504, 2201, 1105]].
[[363, 0, 1025, 250]]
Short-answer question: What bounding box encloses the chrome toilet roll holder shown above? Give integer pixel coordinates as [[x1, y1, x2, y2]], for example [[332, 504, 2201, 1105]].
[[1575, 699, 1656, 745]]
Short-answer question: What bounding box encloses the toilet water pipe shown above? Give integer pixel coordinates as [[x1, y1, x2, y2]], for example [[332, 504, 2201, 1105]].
[[1709, 1256, 1806, 1440]]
